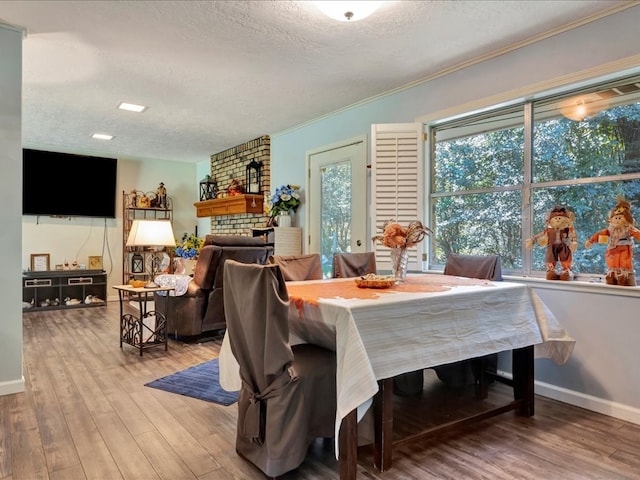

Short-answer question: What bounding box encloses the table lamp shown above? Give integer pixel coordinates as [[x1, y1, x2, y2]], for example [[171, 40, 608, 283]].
[[126, 219, 176, 288]]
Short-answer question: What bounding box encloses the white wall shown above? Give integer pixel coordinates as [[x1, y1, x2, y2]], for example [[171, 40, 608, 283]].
[[0, 23, 25, 396], [22, 158, 199, 299], [271, 6, 640, 424]]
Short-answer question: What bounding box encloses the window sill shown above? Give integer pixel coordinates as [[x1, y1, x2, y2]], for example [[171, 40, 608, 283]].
[[424, 269, 640, 298], [503, 274, 640, 298]]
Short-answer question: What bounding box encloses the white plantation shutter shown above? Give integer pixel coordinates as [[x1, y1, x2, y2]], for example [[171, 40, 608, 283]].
[[371, 123, 425, 272]]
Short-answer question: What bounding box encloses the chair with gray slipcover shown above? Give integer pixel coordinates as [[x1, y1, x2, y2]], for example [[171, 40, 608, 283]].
[[223, 259, 337, 478], [394, 253, 502, 395], [435, 253, 502, 389], [268, 253, 323, 281], [331, 252, 377, 278]]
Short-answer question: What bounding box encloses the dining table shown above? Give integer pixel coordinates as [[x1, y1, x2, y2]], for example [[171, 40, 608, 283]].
[[218, 273, 575, 480]]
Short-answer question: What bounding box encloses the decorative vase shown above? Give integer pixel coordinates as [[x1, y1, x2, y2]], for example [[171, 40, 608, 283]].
[[390, 247, 409, 283], [278, 211, 292, 228], [184, 259, 196, 275], [174, 257, 187, 275]]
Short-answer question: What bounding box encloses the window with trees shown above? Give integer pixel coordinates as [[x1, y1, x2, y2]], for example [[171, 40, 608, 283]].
[[429, 74, 640, 278]]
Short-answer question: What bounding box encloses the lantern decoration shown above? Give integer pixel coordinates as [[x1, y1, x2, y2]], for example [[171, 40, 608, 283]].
[[245, 159, 263, 194], [131, 252, 144, 273], [199, 175, 218, 201]]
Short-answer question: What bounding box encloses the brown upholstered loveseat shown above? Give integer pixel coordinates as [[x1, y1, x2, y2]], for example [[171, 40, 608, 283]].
[[154, 235, 273, 339]]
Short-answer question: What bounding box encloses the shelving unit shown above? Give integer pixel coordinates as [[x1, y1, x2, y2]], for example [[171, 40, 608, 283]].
[[122, 190, 173, 287], [23, 270, 107, 312]]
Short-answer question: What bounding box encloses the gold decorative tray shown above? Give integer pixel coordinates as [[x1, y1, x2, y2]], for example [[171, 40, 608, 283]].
[[355, 274, 395, 289]]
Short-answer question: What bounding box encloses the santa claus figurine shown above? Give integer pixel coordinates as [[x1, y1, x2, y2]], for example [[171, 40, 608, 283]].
[[585, 197, 640, 286]]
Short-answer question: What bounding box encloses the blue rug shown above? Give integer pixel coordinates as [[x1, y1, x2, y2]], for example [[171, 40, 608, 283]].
[[145, 358, 239, 406]]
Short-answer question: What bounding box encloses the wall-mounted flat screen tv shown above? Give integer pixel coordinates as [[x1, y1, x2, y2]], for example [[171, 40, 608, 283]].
[[22, 148, 118, 218]]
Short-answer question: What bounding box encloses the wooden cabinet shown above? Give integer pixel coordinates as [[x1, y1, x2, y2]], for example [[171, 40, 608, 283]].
[[122, 191, 173, 286], [23, 270, 107, 312], [194, 194, 263, 217]]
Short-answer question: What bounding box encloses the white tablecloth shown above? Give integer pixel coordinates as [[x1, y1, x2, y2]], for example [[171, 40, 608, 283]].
[[219, 274, 575, 455]]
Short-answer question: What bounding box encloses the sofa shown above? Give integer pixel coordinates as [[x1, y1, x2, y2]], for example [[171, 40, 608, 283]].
[[154, 235, 273, 339]]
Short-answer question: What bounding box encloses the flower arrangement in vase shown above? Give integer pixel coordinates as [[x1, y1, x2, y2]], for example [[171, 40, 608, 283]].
[[372, 220, 431, 283], [265, 184, 302, 227], [173, 233, 204, 274]]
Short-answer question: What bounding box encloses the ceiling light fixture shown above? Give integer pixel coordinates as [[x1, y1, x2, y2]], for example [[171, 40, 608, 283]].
[[558, 94, 608, 122], [92, 133, 114, 140], [118, 102, 147, 113], [315, 1, 384, 22]]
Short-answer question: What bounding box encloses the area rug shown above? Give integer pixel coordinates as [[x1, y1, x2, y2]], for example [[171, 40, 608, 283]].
[[145, 358, 239, 406]]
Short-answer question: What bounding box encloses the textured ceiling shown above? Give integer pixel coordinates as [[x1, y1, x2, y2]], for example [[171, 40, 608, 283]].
[[0, 1, 632, 164]]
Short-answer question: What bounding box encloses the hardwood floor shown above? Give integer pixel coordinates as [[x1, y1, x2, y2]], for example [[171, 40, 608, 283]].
[[3, 302, 640, 479]]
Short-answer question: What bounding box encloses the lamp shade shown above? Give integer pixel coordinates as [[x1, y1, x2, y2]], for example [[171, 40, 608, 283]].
[[126, 219, 176, 247]]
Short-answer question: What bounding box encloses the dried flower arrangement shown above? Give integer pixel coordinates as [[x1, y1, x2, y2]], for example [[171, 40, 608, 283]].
[[372, 220, 432, 249]]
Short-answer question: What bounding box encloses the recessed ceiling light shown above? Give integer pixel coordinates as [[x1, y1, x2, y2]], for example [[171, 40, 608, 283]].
[[92, 133, 114, 140], [117, 102, 147, 113]]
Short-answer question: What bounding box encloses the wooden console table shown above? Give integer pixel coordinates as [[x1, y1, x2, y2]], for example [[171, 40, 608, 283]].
[[23, 269, 107, 312]]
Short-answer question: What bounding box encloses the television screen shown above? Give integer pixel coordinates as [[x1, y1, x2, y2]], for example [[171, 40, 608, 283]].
[[22, 149, 118, 218]]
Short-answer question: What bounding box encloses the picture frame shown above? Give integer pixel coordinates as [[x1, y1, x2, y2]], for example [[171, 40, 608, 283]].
[[88, 255, 103, 270], [30, 253, 50, 272]]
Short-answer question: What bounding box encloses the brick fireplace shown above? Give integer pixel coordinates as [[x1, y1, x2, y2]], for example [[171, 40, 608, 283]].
[[207, 135, 271, 235]]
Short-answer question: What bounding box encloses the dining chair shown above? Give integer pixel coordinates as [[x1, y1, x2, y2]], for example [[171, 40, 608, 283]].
[[436, 253, 502, 392], [394, 253, 503, 396], [331, 252, 377, 278], [223, 260, 336, 478], [443, 252, 503, 281], [268, 253, 323, 281]]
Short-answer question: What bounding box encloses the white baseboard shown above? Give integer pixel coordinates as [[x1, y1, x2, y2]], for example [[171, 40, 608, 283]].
[[495, 369, 640, 425], [534, 380, 640, 426], [0, 377, 25, 396]]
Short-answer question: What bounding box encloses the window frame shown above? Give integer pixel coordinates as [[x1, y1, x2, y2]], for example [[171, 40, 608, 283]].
[[426, 73, 640, 278]]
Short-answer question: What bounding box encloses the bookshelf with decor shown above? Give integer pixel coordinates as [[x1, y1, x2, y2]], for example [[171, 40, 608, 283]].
[[122, 190, 174, 287]]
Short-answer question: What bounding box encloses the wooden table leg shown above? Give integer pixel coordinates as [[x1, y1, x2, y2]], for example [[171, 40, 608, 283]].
[[339, 409, 358, 480], [374, 377, 394, 471], [118, 290, 124, 348], [513, 345, 535, 416]]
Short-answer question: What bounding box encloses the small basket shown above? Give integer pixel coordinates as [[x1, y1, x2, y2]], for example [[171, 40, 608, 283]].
[[355, 275, 395, 289]]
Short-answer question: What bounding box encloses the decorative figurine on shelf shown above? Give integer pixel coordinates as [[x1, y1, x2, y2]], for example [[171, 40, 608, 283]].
[[130, 189, 138, 207], [226, 178, 245, 196], [155, 182, 167, 208], [526, 205, 578, 281], [584, 197, 640, 286], [138, 192, 151, 208]]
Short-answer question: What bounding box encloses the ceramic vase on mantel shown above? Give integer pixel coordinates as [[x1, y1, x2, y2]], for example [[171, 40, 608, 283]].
[[277, 211, 292, 228], [390, 247, 409, 283]]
